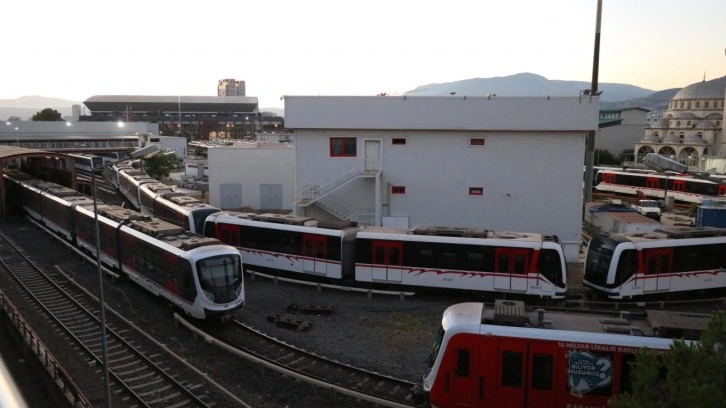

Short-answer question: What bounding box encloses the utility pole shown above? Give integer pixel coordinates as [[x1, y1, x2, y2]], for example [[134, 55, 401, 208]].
[[583, 0, 602, 205]]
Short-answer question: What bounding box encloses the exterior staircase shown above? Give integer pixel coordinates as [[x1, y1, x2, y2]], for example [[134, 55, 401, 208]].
[[295, 160, 379, 224]]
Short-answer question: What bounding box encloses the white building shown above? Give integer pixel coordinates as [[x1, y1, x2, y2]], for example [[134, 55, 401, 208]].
[[285, 95, 599, 261], [207, 142, 295, 211]]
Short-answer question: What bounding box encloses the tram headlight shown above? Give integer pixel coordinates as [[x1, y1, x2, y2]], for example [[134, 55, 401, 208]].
[[203, 290, 214, 302]]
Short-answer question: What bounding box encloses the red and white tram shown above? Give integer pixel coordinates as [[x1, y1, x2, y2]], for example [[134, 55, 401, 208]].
[[203, 212, 568, 299], [583, 226, 726, 299], [421, 301, 703, 408]]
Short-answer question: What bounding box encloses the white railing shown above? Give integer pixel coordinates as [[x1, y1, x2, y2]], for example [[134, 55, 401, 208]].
[[296, 160, 367, 205], [318, 195, 375, 225]]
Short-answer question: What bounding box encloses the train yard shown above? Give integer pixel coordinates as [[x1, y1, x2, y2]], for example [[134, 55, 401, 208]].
[[1, 165, 725, 407]]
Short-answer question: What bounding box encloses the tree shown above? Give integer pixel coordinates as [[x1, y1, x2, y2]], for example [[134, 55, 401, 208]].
[[143, 152, 179, 181], [31, 108, 63, 121], [609, 311, 726, 408], [595, 149, 619, 165]]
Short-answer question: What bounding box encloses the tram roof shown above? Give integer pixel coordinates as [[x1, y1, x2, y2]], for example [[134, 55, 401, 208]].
[[84, 95, 259, 113]]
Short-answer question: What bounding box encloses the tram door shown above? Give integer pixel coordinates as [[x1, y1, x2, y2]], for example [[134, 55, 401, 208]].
[[370, 241, 402, 282], [643, 248, 672, 292], [476, 339, 558, 408], [493, 248, 529, 292], [302, 234, 328, 275]]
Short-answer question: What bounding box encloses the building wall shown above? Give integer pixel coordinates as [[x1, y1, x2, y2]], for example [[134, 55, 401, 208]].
[[207, 144, 295, 211], [154, 136, 187, 158], [287, 96, 598, 261], [596, 109, 647, 156]]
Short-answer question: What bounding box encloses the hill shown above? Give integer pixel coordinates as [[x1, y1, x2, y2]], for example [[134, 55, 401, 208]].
[[405, 72, 655, 102], [0, 96, 81, 121]]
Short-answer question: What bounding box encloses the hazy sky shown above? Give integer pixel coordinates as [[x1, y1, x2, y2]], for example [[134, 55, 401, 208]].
[[3, 0, 726, 109]]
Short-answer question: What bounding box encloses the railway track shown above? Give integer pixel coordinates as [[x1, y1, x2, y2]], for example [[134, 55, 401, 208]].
[[0, 229, 225, 408], [183, 317, 419, 408]]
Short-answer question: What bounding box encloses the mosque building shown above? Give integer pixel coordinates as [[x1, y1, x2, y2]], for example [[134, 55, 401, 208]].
[[634, 77, 726, 173]]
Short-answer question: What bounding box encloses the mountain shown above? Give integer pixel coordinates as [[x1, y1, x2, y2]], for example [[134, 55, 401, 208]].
[[600, 88, 680, 112], [405, 72, 655, 103], [0, 96, 82, 121]]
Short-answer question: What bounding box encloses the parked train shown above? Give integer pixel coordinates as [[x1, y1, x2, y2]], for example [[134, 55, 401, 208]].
[[68, 153, 104, 175], [4, 170, 245, 320], [112, 160, 220, 235], [583, 226, 726, 299], [594, 168, 726, 204], [420, 301, 704, 408], [203, 212, 568, 299]]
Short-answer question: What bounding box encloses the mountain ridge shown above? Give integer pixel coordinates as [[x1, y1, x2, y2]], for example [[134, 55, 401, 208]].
[[1, 73, 703, 120]]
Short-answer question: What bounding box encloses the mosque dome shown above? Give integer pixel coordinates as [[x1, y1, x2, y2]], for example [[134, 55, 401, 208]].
[[672, 77, 726, 100]]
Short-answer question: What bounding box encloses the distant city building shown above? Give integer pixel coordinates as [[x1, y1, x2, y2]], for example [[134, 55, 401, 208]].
[[634, 77, 726, 172], [79, 95, 283, 140], [218, 79, 246, 96]]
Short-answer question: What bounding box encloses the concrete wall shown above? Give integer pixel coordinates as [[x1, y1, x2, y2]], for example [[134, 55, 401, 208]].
[[207, 144, 294, 211], [596, 108, 648, 157]]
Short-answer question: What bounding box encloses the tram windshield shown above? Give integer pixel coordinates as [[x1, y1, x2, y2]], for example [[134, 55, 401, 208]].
[[584, 235, 615, 286], [192, 208, 220, 235], [426, 327, 446, 369], [196, 254, 242, 303]]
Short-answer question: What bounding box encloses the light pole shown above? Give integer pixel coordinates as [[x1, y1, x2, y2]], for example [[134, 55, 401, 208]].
[[91, 144, 160, 407]]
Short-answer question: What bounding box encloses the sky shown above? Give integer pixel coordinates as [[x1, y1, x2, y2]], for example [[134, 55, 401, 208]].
[[3, 0, 726, 109]]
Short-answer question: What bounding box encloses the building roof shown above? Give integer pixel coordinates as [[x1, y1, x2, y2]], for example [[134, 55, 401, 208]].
[[83, 95, 259, 113], [672, 77, 726, 101]]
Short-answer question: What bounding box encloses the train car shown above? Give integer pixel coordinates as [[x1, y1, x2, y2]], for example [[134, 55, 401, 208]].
[[583, 226, 726, 299], [117, 167, 157, 210], [203, 212, 567, 299], [594, 169, 726, 204], [4, 171, 245, 320], [420, 301, 704, 408], [139, 182, 221, 235], [97, 151, 130, 166], [354, 225, 567, 298], [67, 153, 104, 175], [204, 212, 358, 280], [112, 163, 220, 234]]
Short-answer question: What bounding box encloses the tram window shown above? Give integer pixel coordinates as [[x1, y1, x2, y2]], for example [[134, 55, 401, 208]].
[[441, 252, 457, 269], [615, 249, 637, 285], [620, 354, 636, 394], [531, 354, 553, 390], [660, 254, 670, 273], [419, 249, 433, 266], [513, 254, 526, 273], [501, 351, 522, 387], [498, 254, 510, 272], [465, 252, 484, 271], [455, 349, 470, 377], [646, 256, 658, 274], [390, 246, 401, 264], [375, 247, 385, 264]]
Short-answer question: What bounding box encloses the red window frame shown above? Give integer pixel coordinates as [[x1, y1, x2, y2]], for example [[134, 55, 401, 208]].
[[672, 180, 685, 192], [391, 186, 406, 195], [330, 137, 357, 157], [469, 187, 484, 196], [603, 173, 616, 184], [469, 138, 486, 146], [646, 177, 659, 189], [391, 138, 407, 145]]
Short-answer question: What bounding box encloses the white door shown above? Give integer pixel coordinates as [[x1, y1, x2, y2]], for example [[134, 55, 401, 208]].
[[364, 140, 380, 172]]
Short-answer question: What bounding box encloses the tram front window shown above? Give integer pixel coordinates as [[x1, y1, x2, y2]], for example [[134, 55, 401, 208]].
[[584, 236, 615, 286], [197, 255, 242, 303], [426, 327, 446, 368]]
